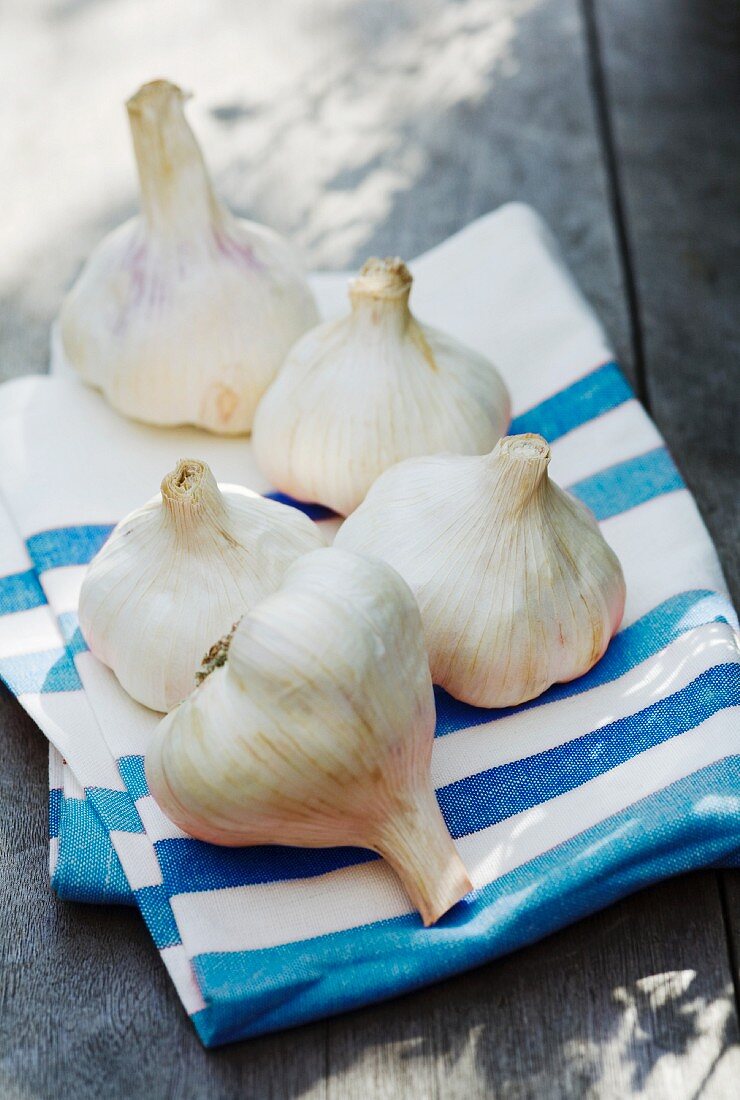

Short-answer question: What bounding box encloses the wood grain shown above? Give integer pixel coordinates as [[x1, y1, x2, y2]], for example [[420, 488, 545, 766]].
[[592, 4, 740, 1075], [0, 1, 737, 1096], [591, 0, 740, 605]]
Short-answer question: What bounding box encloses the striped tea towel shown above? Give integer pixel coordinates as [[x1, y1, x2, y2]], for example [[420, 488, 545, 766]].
[[0, 203, 738, 1046]]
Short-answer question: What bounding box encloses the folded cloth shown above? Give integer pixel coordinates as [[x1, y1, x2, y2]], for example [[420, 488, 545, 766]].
[[0, 204, 737, 1046]]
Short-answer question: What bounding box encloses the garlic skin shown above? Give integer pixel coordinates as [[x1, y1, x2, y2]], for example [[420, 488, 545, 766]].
[[145, 547, 472, 926], [336, 434, 626, 708], [252, 257, 511, 514], [59, 80, 318, 434], [78, 459, 323, 712]]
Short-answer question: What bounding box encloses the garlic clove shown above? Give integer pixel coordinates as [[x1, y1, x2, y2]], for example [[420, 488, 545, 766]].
[[78, 458, 324, 712], [59, 80, 318, 434], [336, 433, 626, 708], [145, 547, 472, 926], [252, 256, 511, 515]]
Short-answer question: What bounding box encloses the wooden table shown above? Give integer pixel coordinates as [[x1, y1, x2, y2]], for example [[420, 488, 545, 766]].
[[1, 2, 738, 1096]]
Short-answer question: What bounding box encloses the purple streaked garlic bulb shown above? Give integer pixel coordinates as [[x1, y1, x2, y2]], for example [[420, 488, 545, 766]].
[[60, 80, 317, 434]]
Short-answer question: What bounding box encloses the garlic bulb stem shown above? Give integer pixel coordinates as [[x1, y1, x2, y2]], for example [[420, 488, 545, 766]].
[[371, 787, 470, 926], [127, 81, 222, 237], [489, 434, 550, 509], [160, 459, 227, 531]]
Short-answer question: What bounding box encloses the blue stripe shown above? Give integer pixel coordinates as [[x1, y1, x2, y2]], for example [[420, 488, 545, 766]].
[[434, 589, 736, 735], [26, 524, 114, 574], [264, 492, 336, 522], [437, 663, 738, 837], [510, 361, 630, 441], [0, 569, 46, 614], [155, 834, 371, 895], [569, 446, 683, 521], [51, 796, 134, 906], [135, 885, 182, 949], [151, 662, 738, 896], [87, 787, 145, 834], [49, 787, 62, 839], [57, 611, 88, 657], [0, 647, 81, 694], [118, 755, 149, 802], [190, 757, 740, 1045]]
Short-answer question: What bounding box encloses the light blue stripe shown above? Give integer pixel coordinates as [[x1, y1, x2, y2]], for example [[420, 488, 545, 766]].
[[118, 754, 149, 802], [191, 757, 740, 1045], [510, 361, 630, 440], [51, 796, 133, 906], [152, 661, 738, 895], [49, 787, 62, 839], [0, 568, 46, 614], [569, 446, 683, 520], [134, 885, 182, 949], [434, 589, 736, 735], [87, 787, 145, 834], [26, 524, 114, 574], [0, 646, 81, 694], [57, 610, 88, 657]]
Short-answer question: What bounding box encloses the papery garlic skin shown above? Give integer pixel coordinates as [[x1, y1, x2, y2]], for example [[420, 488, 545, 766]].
[[59, 80, 318, 434], [145, 547, 472, 926], [78, 459, 323, 712], [252, 257, 511, 514], [336, 434, 626, 708]]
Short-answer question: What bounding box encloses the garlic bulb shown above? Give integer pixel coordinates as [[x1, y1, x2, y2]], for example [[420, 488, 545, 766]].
[[145, 547, 472, 926], [59, 80, 318, 433], [252, 256, 511, 514], [336, 434, 626, 707], [78, 459, 323, 712]]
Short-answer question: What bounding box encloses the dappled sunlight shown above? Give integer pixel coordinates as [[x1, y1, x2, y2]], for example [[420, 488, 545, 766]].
[[694, 793, 740, 817], [1, 0, 544, 383], [1, 0, 540, 279], [621, 625, 732, 704], [606, 974, 740, 1095], [571, 821, 635, 865], [465, 804, 547, 886]]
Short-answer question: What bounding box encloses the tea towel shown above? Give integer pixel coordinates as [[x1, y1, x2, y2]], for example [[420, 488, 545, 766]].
[[0, 204, 737, 1045]]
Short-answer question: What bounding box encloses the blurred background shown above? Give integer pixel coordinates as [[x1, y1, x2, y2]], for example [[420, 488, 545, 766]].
[[1, 0, 632, 380]]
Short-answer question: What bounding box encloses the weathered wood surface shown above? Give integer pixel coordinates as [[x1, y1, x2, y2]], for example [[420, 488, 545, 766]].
[[0, 1, 738, 1097], [593, 0, 740, 606]]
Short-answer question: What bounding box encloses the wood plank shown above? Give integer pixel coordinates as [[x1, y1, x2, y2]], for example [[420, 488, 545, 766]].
[[591, 0, 740, 605], [592, 0, 740, 1064]]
